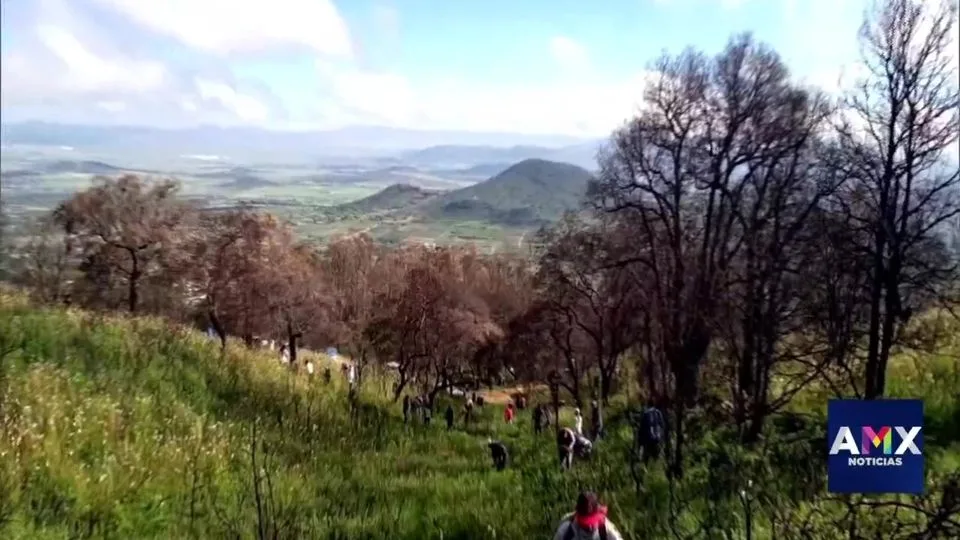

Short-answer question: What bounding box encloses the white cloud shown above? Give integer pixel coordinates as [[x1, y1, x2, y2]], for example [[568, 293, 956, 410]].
[[0, 1, 284, 126], [97, 101, 128, 113], [3, 24, 169, 100], [310, 60, 654, 135], [371, 3, 401, 45], [194, 78, 271, 122], [549, 36, 589, 70], [93, 0, 353, 58]]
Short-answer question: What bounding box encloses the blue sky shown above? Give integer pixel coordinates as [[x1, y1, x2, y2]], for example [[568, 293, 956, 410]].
[[0, 0, 906, 135]]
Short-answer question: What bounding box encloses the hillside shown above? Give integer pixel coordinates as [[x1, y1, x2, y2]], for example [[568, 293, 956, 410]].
[[425, 158, 593, 225], [335, 183, 440, 214], [0, 291, 624, 538], [2, 292, 959, 538]]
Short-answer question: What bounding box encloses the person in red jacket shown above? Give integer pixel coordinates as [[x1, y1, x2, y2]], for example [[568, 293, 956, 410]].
[[504, 402, 516, 424], [553, 491, 624, 540]]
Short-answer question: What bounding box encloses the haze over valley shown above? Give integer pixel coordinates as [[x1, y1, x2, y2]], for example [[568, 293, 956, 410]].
[[1, 122, 603, 249]]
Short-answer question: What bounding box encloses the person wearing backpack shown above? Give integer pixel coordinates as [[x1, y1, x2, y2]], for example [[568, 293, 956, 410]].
[[640, 404, 666, 463], [553, 491, 624, 540], [487, 438, 509, 471]]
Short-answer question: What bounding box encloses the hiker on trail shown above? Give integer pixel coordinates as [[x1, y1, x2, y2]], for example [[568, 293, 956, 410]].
[[403, 395, 411, 424], [487, 438, 509, 471], [476, 394, 485, 407], [590, 400, 604, 440], [279, 344, 289, 364], [574, 434, 594, 460], [410, 396, 422, 423], [346, 363, 356, 388], [533, 404, 544, 435], [639, 404, 667, 463], [464, 397, 474, 425], [574, 408, 583, 435], [553, 491, 623, 540], [323, 368, 331, 384], [306, 360, 315, 376], [445, 404, 454, 430], [558, 427, 576, 470], [422, 397, 432, 426], [504, 402, 516, 424]]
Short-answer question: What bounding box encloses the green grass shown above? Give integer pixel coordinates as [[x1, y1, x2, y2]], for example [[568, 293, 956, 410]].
[[1, 291, 958, 539]]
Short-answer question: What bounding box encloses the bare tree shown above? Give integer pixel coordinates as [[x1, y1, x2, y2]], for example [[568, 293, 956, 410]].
[[53, 175, 195, 314], [536, 214, 641, 404], [714, 82, 837, 443], [837, 0, 959, 399], [190, 210, 288, 348], [321, 234, 382, 382], [11, 216, 77, 304], [591, 33, 837, 472]]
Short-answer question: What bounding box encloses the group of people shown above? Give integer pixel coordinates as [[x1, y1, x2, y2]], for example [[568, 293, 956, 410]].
[[339, 365, 655, 538], [485, 397, 611, 473]]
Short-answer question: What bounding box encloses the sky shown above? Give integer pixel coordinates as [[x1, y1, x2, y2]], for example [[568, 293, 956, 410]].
[[0, 0, 950, 136]]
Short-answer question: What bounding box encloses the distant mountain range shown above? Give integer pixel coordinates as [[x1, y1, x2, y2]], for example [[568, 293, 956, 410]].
[[0, 159, 130, 179], [400, 144, 602, 171], [0, 122, 600, 162], [329, 158, 594, 226]]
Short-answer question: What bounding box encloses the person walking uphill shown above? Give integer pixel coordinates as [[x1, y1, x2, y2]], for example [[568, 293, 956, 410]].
[[590, 400, 604, 440], [533, 404, 544, 435], [464, 396, 474, 425], [504, 402, 515, 424], [574, 408, 583, 435], [445, 404, 454, 430], [487, 439, 509, 471], [553, 491, 624, 540], [639, 403, 667, 463]]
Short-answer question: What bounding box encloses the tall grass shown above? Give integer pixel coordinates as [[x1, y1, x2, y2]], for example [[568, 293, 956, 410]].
[[1, 291, 957, 539]]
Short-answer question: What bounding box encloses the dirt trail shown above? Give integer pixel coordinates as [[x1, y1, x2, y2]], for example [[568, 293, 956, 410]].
[[479, 384, 548, 404]]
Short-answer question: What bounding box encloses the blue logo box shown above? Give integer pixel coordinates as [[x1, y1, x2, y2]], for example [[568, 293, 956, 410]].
[[827, 399, 924, 494]]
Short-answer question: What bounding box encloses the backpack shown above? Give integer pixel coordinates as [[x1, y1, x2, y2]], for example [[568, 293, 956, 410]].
[[562, 517, 608, 540], [643, 407, 665, 444]]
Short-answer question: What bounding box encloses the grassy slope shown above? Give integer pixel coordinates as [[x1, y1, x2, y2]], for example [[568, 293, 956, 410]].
[[0, 293, 633, 539], [1, 291, 958, 539]]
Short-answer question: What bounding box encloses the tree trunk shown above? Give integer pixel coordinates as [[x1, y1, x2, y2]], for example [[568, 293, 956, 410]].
[[550, 380, 560, 436], [671, 397, 685, 479], [599, 367, 613, 406], [127, 252, 140, 313], [285, 318, 300, 365], [208, 309, 227, 351], [392, 368, 410, 402]]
